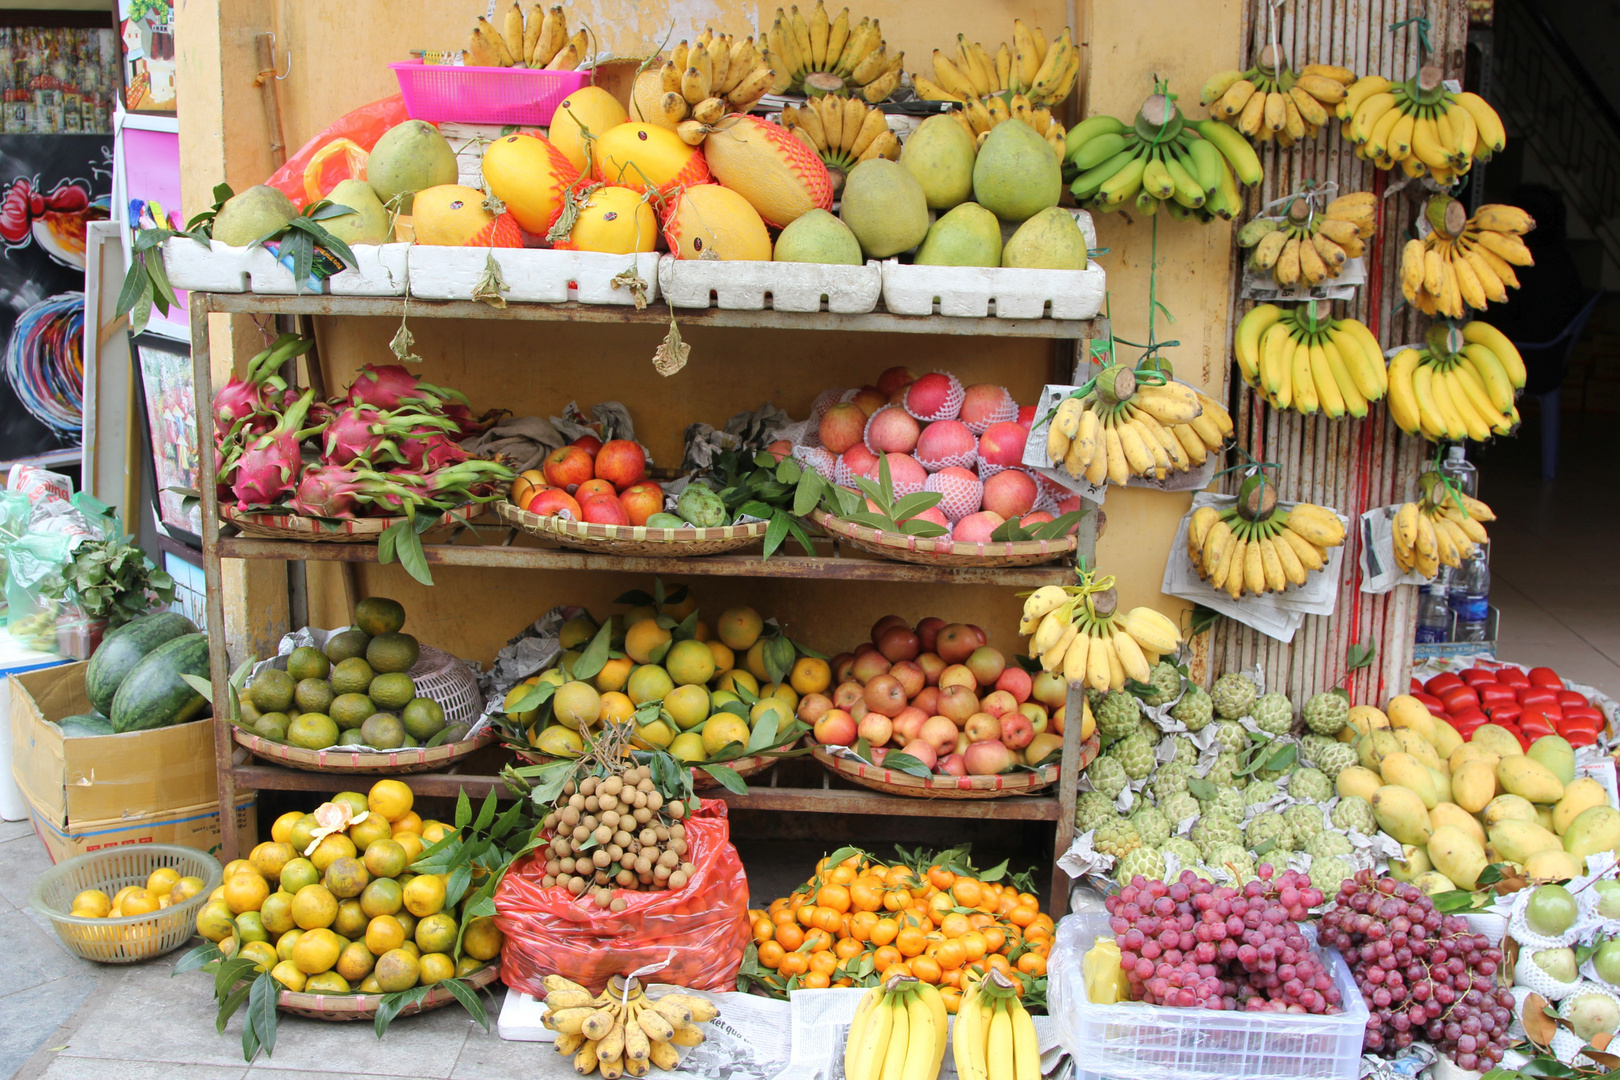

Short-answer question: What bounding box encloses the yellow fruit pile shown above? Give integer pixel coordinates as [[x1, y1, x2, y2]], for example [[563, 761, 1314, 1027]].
[[1400, 197, 1533, 319], [1386, 323, 1525, 443], [193, 780, 503, 995], [1238, 192, 1377, 289], [543, 973, 717, 1077], [1044, 365, 1233, 487], [1187, 482, 1346, 599], [763, 2, 901, 102], [914, 19, 1078, 108], [467, 3, 586, 71], [70, 866, 206, 919], [1391, 472, 1496, 579], [1203, 52, 1355, 148]]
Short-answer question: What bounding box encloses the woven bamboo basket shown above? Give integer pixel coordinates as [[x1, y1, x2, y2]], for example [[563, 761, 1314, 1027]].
[[222, 503, 485, 542], [512, 745, 778, 787], [277, 961, 501, 1020], [496, 499, 768, 556], [232, 726, 495, 774], [808, 509, 1077, 568], [808, 734, 1098, 799]]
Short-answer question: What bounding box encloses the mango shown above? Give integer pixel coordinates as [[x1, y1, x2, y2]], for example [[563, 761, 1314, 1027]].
[[1412, 871, 1458, 897], [1553, 777, 1609, 835], [1430, 717, 1464, 760], [1357, 729, 1402, 772], [1335, 765, 1383, 803], [1430, 802, 1486, 848], [1395, 728, 1441, 768], [840, 159, 930, 258], [1450, 743, 1500, 773], [1429, 765, 1453, 806], [1386, 696, 1438, 744], [1452, 759, 1497, 813], [1538, 805, 1557, 833], [971, 119, 1060, 221], [1525, 849, 1586, 883], [1488, 818, 1562, 865], [1497, 755, 1566, 805], [899, 115, 976, 211], [1483, 793, 1539, 826], [1002, 206, 1087, 270], [1387, 844, 1431, 882], [1380, 752, 1439, 809], [914, 202, 1002, 267], [1527, 735, 1576, 786], [1427, 824, 1489, 890], [1373, 784, 1434, 846], [1564, 805, 1620, 859], [1471, 723, 1524, 759], [1344, 704, 1392, 740]]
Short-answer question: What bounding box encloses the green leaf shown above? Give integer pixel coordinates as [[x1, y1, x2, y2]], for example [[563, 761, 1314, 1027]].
[[977, 859, 1008, 883], [762, 512, 790, 560], [899, 519, 949, 537], [1476, 863, 1506, 886], [615, 589, 655, 606], [891, 491, 943, 520], [571, 620, 614, 682], [1429, 889, 1477, 913], [764, 636, 796, 685], [719, 700, 750, 720], [181, 673, 215, 703], [1035, 510, 1087, 540], [114, 257, 150, 318], [698, 764, 749, 794], [878, 752, 932, 779], [440, 977, 492, 1031], [990, 519, 1033, 542], [444, 863, 472, 907], [746, 710, 781, 753], [393, 522, 434, 586], [246, 971, 278, 1060], [217, 982, 251, 1036], [172, 942, 223, 977], [1264, 743, 1296, 773], [454, 790, 473, 829], [775, 457, 801, 484], [214, 955, 259, 1001], [375, 985, 431, 1038], [793, 471, 824, 517], [526, 760, 577, 807], [1346, 642, 1377, 672]]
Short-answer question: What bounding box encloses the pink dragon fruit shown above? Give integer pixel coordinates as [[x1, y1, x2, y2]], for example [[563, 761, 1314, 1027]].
[[212, 333, 313, 437], [438, 401, 504, 438], [228, 388, 316, 508], [346, 364, 468, 412], [291, 462, 423, 519], [321, 405, 455, 466], [395, 431, 473, 472]]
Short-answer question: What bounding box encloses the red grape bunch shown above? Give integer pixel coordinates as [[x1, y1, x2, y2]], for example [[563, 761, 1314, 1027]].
[[1319, 871, 1513, 1071], [1105, 866, 1341, 1013]]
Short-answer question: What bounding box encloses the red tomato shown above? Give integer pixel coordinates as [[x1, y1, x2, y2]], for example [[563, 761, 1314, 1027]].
[[1563, 728, 1599, 748], [1478, 684, 1517, 707], [1518, 687, 1559, 707], [1519, 715, 1557, 739], [1528, 667, 1565, 689], [1484, 701, 1522, 725], [1441, 685, 1481, 712], [1557, 691, 1591, 709], [1410, 678, 1425, 695], [1426, 672, 1465, 696], [1497, 667, 1531, 688], [1413, 691, 1447, 712], [1460, 668, 1499, 687]]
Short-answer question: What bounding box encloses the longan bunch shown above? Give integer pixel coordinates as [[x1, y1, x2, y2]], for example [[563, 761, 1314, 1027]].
[[539, 767, 697, 908]]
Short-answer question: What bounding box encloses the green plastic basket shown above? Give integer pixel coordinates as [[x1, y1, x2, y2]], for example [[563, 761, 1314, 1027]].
[[29, 843, 222, 964]]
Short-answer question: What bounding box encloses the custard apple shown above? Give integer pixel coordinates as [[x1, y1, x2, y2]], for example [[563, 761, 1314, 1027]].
[[1161, 836, 1201, 865], [1129, 804, 1171, 847], [1138, 662, 1184, 707], [1245, 811, 1292, 852], [1285, 803, 1326, 841], [1169, 684, 1213, 731], [1303, 690, 1350, 736], [1109, 731, 1158, 780], [1157, 790, 1199, 826], [1191, 812, 1241, 850], [1243, 779, 1282, 806], [1149, 762, 1193, 801], [1212, 673, 1259, 720], [1203, 751, 1248, 789], [1308, 855, 1357, 894], [1252, 692, 1294, 736], [1093, 816, 1142, 858], [1302, 736, 1357, 777], [1095, 690, 1140, 743], [1074, 790, 1116, 832], [1203, 787, 1247, 821], [1212, 719, 1249, 754], [1290, 767, 1334, 803], [1114, 845, 1165, 885], [1331, 795, 1376, 834], [1204, 841, 1256, 882], [1306, 832, 1354, 859], [1085, 756, 1127, 799], [1168, 734, 1198, 767], [1085, 688, 1105, 712], [1137, 717, 1163, 742]]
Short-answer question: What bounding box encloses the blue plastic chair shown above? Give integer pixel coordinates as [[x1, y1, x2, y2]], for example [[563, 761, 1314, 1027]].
[[1512, 289, 1603, 479]]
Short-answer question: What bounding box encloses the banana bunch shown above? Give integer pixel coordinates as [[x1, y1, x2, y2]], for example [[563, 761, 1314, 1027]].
[[1188, 481, 1346, 600], [913, 21, 1078, 108], [946, 93, 1067, 160], [1064, 92, 1263, 223], [1339, 66, 1506, 183], [1387, 323, 1525, 443], [1238, 191, 1377, 288], [1400, 196, 1533, 319], [543, 974, 718, 1077], [1234, 303, 1388, 419], [469, 3, 586, 70], [1391, 472, 1496, 578], [1045, 366, 1232, 487], [1020, 577, 1184, 691], [654, 31, 776, 135], [1203, 50, 1356, 147], [779, 95, 899, 176], [953, 971, 1040, 1080], [844, 973, 946, 1080], [761, 3, 900, 103]]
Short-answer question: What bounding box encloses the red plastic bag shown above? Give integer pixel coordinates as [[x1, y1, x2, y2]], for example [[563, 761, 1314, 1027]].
[[265, 94, 412, 210], [494, 799, 750, 995]]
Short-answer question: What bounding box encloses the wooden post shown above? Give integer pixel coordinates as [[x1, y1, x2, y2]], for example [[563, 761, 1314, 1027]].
[[255, 33, 288, 169]]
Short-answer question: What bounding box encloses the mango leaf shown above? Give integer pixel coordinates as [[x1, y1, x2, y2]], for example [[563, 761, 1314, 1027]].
[[216, 982, 251, 1035], [762, 513, 791, 560], [719, 699, 750, 720], [172, 942, 222, 977], [444, 863, 472, 907], [571, 620, 614, 682], [879, 752, 932, 779], [1264, 744, 1296, 773], [892, 491, 943, 520], [900, 518, 949, 537], [1034, 510, 1087, 540], [977, 859, 1008, 882], [181, 673, 215, 703], [793, 470, 825, 516], [1346, 642, 1377, 671], [764, 636, 796, 684], [698, 763, 748, 794], [454, 789, 473, 829]]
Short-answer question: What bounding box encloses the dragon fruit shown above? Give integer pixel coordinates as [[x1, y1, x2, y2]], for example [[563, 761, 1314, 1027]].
[[292, 463, 423, 519], [411, 459, 515, 505], [213, 333, 313, 437], [395, 430, 473, 472], [346, 364, 467, 411], [228, 387, 317, 508], [321, 405, 455, 466], [439, 401, 504, 438]]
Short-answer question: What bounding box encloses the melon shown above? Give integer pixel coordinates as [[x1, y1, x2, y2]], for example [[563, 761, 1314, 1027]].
[[663, 184, 771, 261], [700, 115, 834, 228], [630, 68, 678, 132], [411, 185, 522, 247], [548, 86, 629, 174], [481, 133, 580, 236], [594, 124, 710, 195], [562, 185, 658, 253]]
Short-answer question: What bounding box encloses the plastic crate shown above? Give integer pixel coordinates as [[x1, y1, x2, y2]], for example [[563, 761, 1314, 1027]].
[[29, 843, 222, 964], [1048, 913, 1368, 1080], [390, 60, 588, 126]]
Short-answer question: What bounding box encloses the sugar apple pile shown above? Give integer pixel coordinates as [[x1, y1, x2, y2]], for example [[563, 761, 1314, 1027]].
[[1243, 779, 1281, 806], [1157, 790, 1199, 826], [1331, 794, 1376, 834], [1300, 734, 1357, 777], [1202, 786, 1247, 821], [1161, 836, 1201, 866], [1305, 831, 1353, 859], [1093, 815, 1142, 858], [1203, 841, 1256, 882], [1169, 684, 1213, 731], [1191, 812, 1241, 851], [1107, 731, 1158, 780], [1074, 790, 1116, 832], [1308, 855, 1356, 893], [1137, 662, 1184, 707], [1094, 690, 1141, 743], [1084, 756, 1127, 799], [1290, 767, 1334, 803], [1251, 692, 1293, 736], [1285, 803, 1326, 841], [1203, 751, 1248, 789], [1245, 810, 1293, 852], [1128, 804, 1171, 847], [1303, 689, 1350, 735], [1167, 734, 1198, 767], [1114, 845, 1165, 884], [1149, 761, 1193, 800], [1211, 719, 1249, 754], [1212, 673, 1259, 720]]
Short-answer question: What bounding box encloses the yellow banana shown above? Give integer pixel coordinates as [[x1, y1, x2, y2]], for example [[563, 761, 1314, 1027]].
[[1284, 504, 1345, 547], [1272, 527, 1308, 585]]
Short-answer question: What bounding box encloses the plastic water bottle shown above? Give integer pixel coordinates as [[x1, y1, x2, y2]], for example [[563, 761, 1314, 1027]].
[[1416, 568, 1452, 644], [1452, 556, 1491, 643], [1439, 445, 1478, 498]]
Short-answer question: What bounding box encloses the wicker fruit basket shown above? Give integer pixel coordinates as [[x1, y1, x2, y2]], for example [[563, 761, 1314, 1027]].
[[497, 499, 768, 557], [222, 503, 485, 542], [277, 961, 501, 1020], [232, 726, 495, 774], [809, 509, 1079, 568], [30, 844, 222, 964], [809, 734, 1099, 799], [512, 746, 778, 788]]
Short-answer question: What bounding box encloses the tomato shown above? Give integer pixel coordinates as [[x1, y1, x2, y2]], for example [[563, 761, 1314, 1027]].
[[1528, 667, 1564, 688], [1517, 687, 1559, 707], [1557, 691, 1591, 709], [1496, 667, 1531, 688], [1460, 668, 1499, 687], [1426, 672, 1464, 696], [1483, 701, 1521, 725], [1441, 685, 1481, 712], [1556, 715, 1602, 736], [1478, 684, 1517, 707], [1519, 714, 1557, 740]]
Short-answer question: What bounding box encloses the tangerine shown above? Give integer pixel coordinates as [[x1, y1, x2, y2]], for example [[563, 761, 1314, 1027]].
[[1017, 952, 1047, 976], [809, 950, 838, 976], [803, 928, 833, 953], [936, 940, 967, 970], [869, 919, 899, 947], [961, 931, 988, 962], [800, 970, 830, 989], [850, 912, 880, 942], [752, 917, 775, 943], [910, 956, 942, 984], [777, 952, 809, 976], [774, 923, 804, 951], [834, 937, 864, 960], [895, 927, 927, 957], [951, 879, 982, 907], [872, 945, 902, 971], [757, 941, 785, 969]]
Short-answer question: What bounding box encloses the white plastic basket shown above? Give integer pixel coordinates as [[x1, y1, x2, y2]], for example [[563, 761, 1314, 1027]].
[[1048, 913, 1369, 1080], [408, 644, 483, 727]]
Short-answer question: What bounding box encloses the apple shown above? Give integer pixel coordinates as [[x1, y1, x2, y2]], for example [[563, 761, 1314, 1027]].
[[980, 690, 1019, 718], [964, 712, 1002, 743], [920, 714, 961, 755], [1051, 704, 1066, 735], [863, 675, 907, 717], [852, 651, 892, 682], [870, 747, 888, 766], [857, 712, 893, 747], [916, 652, 946, 685], [525, 487, 582, 519], [955, 732, 970, 756], [938, 664, 976, 692], [850, 388, 887, 416], [579, 494, 630, 525], [891, 707, 928, 743], [964, 740, 1015, 776], [814, 709, 857, 746], [899, 740, 937, 771], [797, 693, 832, 724], [1024, 732, 1063, 766], [831, 653, 857, 683], [995, 667, 1032, 703], [595, 439, 647, 491], [765, 439, 794, 462], [889, 660, 925, 699], [966, 646, 1006, 687], [619, 482, 665, 526], [871, 614, 909, 643], [572, 433, 603, 456], [935, 623, 978, 663], [938, 753, 968, 777], [876, 626, 921, 663], [999, 710, 1035, 750], [1032, 671, 1067, 710], [915, 617, 946, 652], [853, 641, 879, 656], [911, 686, 940, 715], [848, 699, 869, 723], [832, 681, 865, 710], [542, 444, 595, 492], [966, 625, 987, 647], [576, 478, 616, 502], [937, 685, 979, 725], [1019, 701, 1049, 733]]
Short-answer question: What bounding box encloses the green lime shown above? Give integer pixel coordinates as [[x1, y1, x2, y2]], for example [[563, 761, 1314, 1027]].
[[360, 713, 405, 750], [354, 597, 406, 637], [400, 734, 419, 748], [401, 697, 446, 741], [369, 673, 417, 711], [330, 693, 375, 731], [366, 633, 419, 675], [330, 657, 375, 695], [249, 669, 296, 712], [294, 678, 336, 715], [286, 646, 331, 682], [255, 712, 290, 741], [287, 713, 339, 750], [325, 629, 372, 665]]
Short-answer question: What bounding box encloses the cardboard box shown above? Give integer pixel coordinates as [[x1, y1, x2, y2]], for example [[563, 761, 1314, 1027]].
[[9, 662, 257, 863]]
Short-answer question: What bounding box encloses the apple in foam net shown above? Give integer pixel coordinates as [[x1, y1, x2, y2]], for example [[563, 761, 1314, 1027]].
[[978, 421, 1029, 468], [982, 470, 1038, 520], [904, 372, 961, 420], [953, 510, 1007, 543], [877, 366, 915, 396], [865, 405, 920, 454], [850, 388, 888, 416], [909, 506, 950, 530], [766, 439, 794, 462]]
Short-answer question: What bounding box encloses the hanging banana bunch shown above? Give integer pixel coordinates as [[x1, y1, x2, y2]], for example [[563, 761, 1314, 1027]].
[[1339, 65, 1506, 183], [1020, 565, 1184, 690], [1188, 475, 1346, 601], [1386, 323, 1525, 443], [913, 20, 1078, 108], [1202, 47, 1356, 147], [945, 91, 1066, 158], [1233, 302, 1389, 419], [779, 95, 899, 182], [1391, 471, 1496, 579], [1043, 364, 1232, 487], [1238, 190, 1376, 289], [760, 2, 901, 103], [1400, 195, 1534, 319]]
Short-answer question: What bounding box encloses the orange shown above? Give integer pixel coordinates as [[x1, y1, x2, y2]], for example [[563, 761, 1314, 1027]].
[[816, 884, 851, 913], [777, 952, 809, 977], [849, 880, 883, 913], [850, 912, 879, 941], [927, 893, 955, 921], [393, 811, 424, 835], [928, 866, 956, 890], [771, 906, 796, 926], [1018, 891, 1040, 908], [1008, 904, 1039, 928], [997, 893, 1020, 916], [828, 863, 857, 886], [884, 961, 913, 979], [797, 903, 817, 926], [774, 923, 804, 951], [895, 927, 926, 958], [936, 939, 967, 970], [987, 953, 1012, 974], [940, 986, 962, 1014], [1017, 952, 1047, 976], [941, 969, 963, 989], [811, 907, 842, 934], [951, 879, 982, 908], [752, 917, 775, 943], [223, 873, 270, 915], [872, 945, 902, 971], [868, 919, 899, 947], [789, 657, 831, 696], [911, 956, 942, 984], [800, 971, 831, 989], [758, 941, 785, 969], [883, 889, 909, 913], [809, 951, 838, 977], [834, 937, 864, 960], [983, 927, 1006, 953], [968, 912, 994, 929], [885, 866, 916, 889], [803, 929, 833, 953], [939, 913, 971, 938], [961, 931, 988, 962]]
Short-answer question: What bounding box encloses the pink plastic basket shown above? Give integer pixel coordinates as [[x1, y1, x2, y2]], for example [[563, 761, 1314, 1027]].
[[390, 60, 589, 126]]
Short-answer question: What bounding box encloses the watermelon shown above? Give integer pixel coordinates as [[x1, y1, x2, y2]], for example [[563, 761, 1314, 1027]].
[[108, 633, 211, 733], [86, 611, 198, 715], [57, 714, 114, 737]]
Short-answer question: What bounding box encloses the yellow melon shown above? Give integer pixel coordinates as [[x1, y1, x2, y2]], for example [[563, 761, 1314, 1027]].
[[663, 184, 771, 261], [562, 185, 658, 253], [701, 115, 834, 228], [548, 86, 629, 174], [481, 133, 579, 236], [593, 124, 710, 196], [629, 69, 677, 132], [412, 185, 497, 246]]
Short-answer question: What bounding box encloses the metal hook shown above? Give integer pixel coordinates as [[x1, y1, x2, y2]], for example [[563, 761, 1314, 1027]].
[[260, 32, 291, 80]]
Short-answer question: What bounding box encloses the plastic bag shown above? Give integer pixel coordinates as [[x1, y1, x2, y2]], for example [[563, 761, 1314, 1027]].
[[494, 799, 751, 995], [265, 94, 412, 210], [4, 531, 70, 649]]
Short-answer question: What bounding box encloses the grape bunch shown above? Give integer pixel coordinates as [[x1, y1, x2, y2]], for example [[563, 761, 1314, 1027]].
[[1105, 866, 1340, 1013], [1319, 872, 1513, 1070]]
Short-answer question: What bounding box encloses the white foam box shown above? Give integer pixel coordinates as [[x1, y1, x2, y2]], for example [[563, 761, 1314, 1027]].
[[162, 238, 409, 296], [657, 256, 882, 314], [880, 257, 1107, 320], [406, 247, 661, 305]]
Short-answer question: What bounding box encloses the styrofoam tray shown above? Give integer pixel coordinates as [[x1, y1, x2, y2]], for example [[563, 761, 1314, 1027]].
[[406, 247, 660, 305], [163, 238, 410, 296], [657, 256, 882, 313], [880, 257, 1107, 320]]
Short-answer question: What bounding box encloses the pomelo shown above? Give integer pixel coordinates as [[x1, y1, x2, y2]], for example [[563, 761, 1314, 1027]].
[[839, 159, 929, 259], [773, 208, 862, 265], [1003, 206, 1087, 269], [972, 119, 1061, 222], [915, 202, 1002, 267], [367, 120, 457, 215], [900, 115, 976, 210], [212, 185, 296, 247]]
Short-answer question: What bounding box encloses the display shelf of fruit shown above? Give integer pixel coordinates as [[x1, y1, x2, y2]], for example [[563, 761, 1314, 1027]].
[[1019, 565, 1183, 690], [1400, 196, 1533, 319], [1340, 64, 1505, 182], [1237, 190, 1377, 291], [913, 18, 1079, 109], [1233, 302, 1388, 418], [1203, 50, 1354, 148], [1409, 665, 1611, 748], [1186, 477, 1346, 600], [1386, 323, 1524, 443], [1389, 471, 1495, 580], [541, 973, 719, 1076], [1040, 364, 1232, 487], [740, 846, 1056, 1003], [758, 2, 900, 101]]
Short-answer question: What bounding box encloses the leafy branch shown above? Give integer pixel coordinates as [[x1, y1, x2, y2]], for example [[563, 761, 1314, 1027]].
[[819, 454, 948, 538]]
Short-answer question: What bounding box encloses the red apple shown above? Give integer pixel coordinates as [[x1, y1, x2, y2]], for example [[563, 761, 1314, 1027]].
[[995, 667, 1032, 703], [967, 625, 987, 647], [889, 660, 925, 699], [964, 740, 1015, 776], [832, 681, 865, 710], [920, 714, 961, 755], [899, 740, 937, 771], [595, 439, 648, 491], [524, 487, 582, 519], [964, 712, 1002, 743], [849, 699, 869, 723], [850, 388, 887, 416], [870, 747, 888, 766], [542, 445, 595, 493], [580, 494, 630, 525], [938, 664, 976, 692], [831, 653, 856, 683], [966, 646, 1006, 687], [916, 652, 946, 685], [814, 709, 857, 746], [980, 690, 1019, 718], [619, 482, 665, 526], [852, 651, 892, 682], [998, 710, 1035, 750], [915, 617, 946, 652], [938, 753, 968, 777], [871, 614, 909, 643], [863, 674, 907, 717], [891, 706, 928, 743], [937, 685, 979, 725], [955, 731, 971, 756], [936, 623, 977, 663], [857, 712, 893, 747], [572, 433, 603, 456], [576, 478, 616, 502], [876, 626, 921, 663], [853, 641, 879, 656], [797, 693, 832, 724], [910, 686, 940, 715]]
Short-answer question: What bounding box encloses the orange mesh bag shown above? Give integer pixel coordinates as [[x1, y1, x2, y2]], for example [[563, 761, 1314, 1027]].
[[265, 95, 412, 210]]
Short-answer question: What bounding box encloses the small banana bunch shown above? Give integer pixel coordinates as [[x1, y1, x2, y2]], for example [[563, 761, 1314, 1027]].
[[1203, 50, 1355, 147], [946, 94, 1067, 160], [914, 21, 1078, 108], [1238, 191, 1377, 288], [543, 973, 718, 1077], [779, 96, 899, 176], [1188, 481, 1346, 600], [1065, 92, 1263, 223], [1400, 196, 1533, 319], [1020, 574, 1184, 690], [761, 3, 900, 103], [1044, 365, 1233, 487], [1391, 472, 1496, 579], [1234, 303, 1388, 419], [843, 973, 946, 1080], [655, 31, 776, 135], [469, 3, 586, 70], [953, 971, 1040, 1080], [1339, 66, 1506, 182], [1387, 323, 1525, 443]]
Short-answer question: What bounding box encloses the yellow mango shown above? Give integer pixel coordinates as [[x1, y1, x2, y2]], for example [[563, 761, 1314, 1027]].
[[1482, 793, 1538, 827], [1427, 824, 1489, 890], [1488, 818, 1562, 865], [1358, 730, 1403, 772], [1564, 805, 1620, 859], [1452, 760, 1498, 813], [1450, 742, 1500, 773], [1373, 784, 1435, 846], [1380, 752, 1440, 809], [1388, 844, 1431, 882], [1386, 695, 1438, 744], [1345, 705, 1393, 740], [1524, 849, 1586, 883], [1430, 766, 1453, 806], [1395, 728, 1442, 768], [1335, 765, 1383, 803], [1553, 777, 1609, 835], [1497, 755, 1565, 805], [1526, 735, 1576, 786], [1430, 802, 1486, 848], [1538, 805, 1557, 833], [1430, 717, 1464, 760], [1471, 723, 1525, 759], [1412, 871, 1457, 896]]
